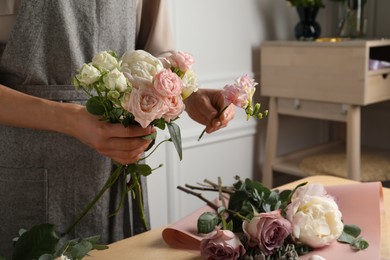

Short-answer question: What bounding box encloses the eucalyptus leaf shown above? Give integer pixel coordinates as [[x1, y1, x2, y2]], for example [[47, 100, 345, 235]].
[[38, 254, 54, 260], [197, 212, 219, 234], [71, 240, 93, 259], [135, 164, 152, 176], [343, 224, 361, 238], [167, 122, 182, 160], [351, 237, 369, 250], [12, 224, 59, 260]]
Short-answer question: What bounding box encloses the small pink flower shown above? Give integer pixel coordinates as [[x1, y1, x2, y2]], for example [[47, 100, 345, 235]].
[[223, 84, 250, 108], [163, 94, 185, 122], [153, 69, 183, 97], [223, 74, 258, 109], [121, 83, 168, 128], [168, 51, 194, 72], [242, 210, 292, 256], [200, 228, 246, 260]]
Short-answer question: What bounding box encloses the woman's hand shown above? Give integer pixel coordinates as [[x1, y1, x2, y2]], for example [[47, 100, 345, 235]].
[[184, 88, 235, 134], [67, 105, 155, 165]]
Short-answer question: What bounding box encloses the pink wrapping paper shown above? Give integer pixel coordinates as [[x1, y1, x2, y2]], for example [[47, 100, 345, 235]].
[[162, 182, 383, 259]]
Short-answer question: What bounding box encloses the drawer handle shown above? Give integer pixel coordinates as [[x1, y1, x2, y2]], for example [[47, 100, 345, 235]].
[[294, 99, 301, 109], [383, 73, 388, 79]]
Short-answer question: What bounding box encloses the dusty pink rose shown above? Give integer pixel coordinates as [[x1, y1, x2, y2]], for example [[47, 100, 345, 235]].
[[121, 83, 168, 128], [153, 69, 183, 97], [242, 210, 292, 256], [200, 229, 245, 260], [163, 95, 185, 122], [168, 51, 194, 72]]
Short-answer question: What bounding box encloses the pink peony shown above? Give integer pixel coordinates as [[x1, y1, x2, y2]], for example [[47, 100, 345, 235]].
[[200, 228, 246, 260], [121, 83, 169, 128], [163, 95, 185, 123], [168, 51, 194, 72], [153, 69, 183, 97], [242, 210, 292, 255]]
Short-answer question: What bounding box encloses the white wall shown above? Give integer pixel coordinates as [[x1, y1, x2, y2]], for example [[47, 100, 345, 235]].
[[147, 0, 390, 229]]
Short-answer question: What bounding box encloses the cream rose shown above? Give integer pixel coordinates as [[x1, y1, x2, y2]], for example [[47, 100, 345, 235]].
[[76, 63, 101, 86], [103, 68, 128, 92], [181, 69, 198, 99], [286, 184, 344, 248], [121, 50, 163, 87], [92, 51, 119, 72]]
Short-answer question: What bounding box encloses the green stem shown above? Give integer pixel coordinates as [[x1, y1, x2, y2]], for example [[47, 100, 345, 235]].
[[134, 173, 149, 231], [63, 164, 124, 236], [198, 105, 229, 141], [139, 139, 172, 161]]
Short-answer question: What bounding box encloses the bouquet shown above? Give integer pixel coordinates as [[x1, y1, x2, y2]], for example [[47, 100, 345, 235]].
[[179, 177, 369, 260], [8, 49, 198, 260]]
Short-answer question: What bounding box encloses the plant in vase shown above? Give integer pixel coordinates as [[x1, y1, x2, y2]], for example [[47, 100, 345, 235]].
[[284, 0, 325, 41], [329, 0, 367, 38]]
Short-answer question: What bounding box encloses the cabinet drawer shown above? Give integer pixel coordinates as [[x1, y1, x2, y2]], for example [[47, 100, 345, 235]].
[[260, 40, 390, 106], [278, 98, 348, 122]]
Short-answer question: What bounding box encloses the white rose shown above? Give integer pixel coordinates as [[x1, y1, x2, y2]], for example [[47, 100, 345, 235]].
[[120, 50, 163, 87], [103, 68, 129, 92], [287, 195, 344, 248], [92, 51, 119, 72], [181, 69, 198, 99], [76, 63, 101, 86]]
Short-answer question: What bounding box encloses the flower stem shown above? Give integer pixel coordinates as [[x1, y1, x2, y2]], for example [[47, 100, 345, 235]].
[[134, 173, 149, 231], [198, 105, 229, 141], [63, 164, 124, 236]]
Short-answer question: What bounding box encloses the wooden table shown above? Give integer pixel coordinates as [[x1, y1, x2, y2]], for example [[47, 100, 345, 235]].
[[88, 175, 390, 259]]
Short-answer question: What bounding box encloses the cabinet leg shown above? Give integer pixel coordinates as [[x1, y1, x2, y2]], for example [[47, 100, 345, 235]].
[[262, 97, 278, 188], [347, 105, 361, 180]]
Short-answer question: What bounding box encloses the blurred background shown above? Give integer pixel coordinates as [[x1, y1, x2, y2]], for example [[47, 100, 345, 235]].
[[147, 0, 390, 228]]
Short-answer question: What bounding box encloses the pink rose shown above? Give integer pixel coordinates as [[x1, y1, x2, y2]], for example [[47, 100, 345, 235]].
[[153, 69, 183, 97], [242, 210, 292, 255], [168, 51, 194, 72], [200, 228, 245, 260], [121, 83, 168, 128], [163, 95, 185, 123]]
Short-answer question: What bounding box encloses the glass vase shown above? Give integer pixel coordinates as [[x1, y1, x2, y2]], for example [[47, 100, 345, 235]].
[[338, 0, 367, 38], [294, 6, 321, 41]]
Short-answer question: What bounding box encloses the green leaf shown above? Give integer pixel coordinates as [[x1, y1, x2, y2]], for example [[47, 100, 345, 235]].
[[12, 224, 59, 260], [142, 132, 157, 140], [197, 212, 219, 234], [351, 237, 369, 250], [86, 96, 107, 116], [135, 164, 153, 176], [38, 254, 54, 260], [71, 240, 93, 259], [343, 224, 361, 238], [167, 122, 182, 160]]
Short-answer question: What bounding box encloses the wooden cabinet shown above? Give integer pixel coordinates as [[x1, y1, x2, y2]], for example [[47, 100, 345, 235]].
[[260, 40, 390, 187]]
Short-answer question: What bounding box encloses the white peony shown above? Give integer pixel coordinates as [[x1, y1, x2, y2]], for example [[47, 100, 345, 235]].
[[121, 50, 163, 87], [92, 51, 119, 72], [76, 63, 101, 86], [286, 184, 344, 248]]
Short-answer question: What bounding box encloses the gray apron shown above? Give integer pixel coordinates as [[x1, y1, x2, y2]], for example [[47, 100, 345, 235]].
[[0, 1, 149, 258]]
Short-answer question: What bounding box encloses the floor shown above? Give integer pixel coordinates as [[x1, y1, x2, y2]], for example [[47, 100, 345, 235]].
[[273, 172, 390, 188]]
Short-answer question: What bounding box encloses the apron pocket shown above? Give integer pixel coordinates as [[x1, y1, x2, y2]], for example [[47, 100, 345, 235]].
[[0, 167, 48, 257]]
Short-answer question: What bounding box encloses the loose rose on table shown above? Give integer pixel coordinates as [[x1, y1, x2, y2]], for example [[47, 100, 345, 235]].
[[179, 177, 369, 260]]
